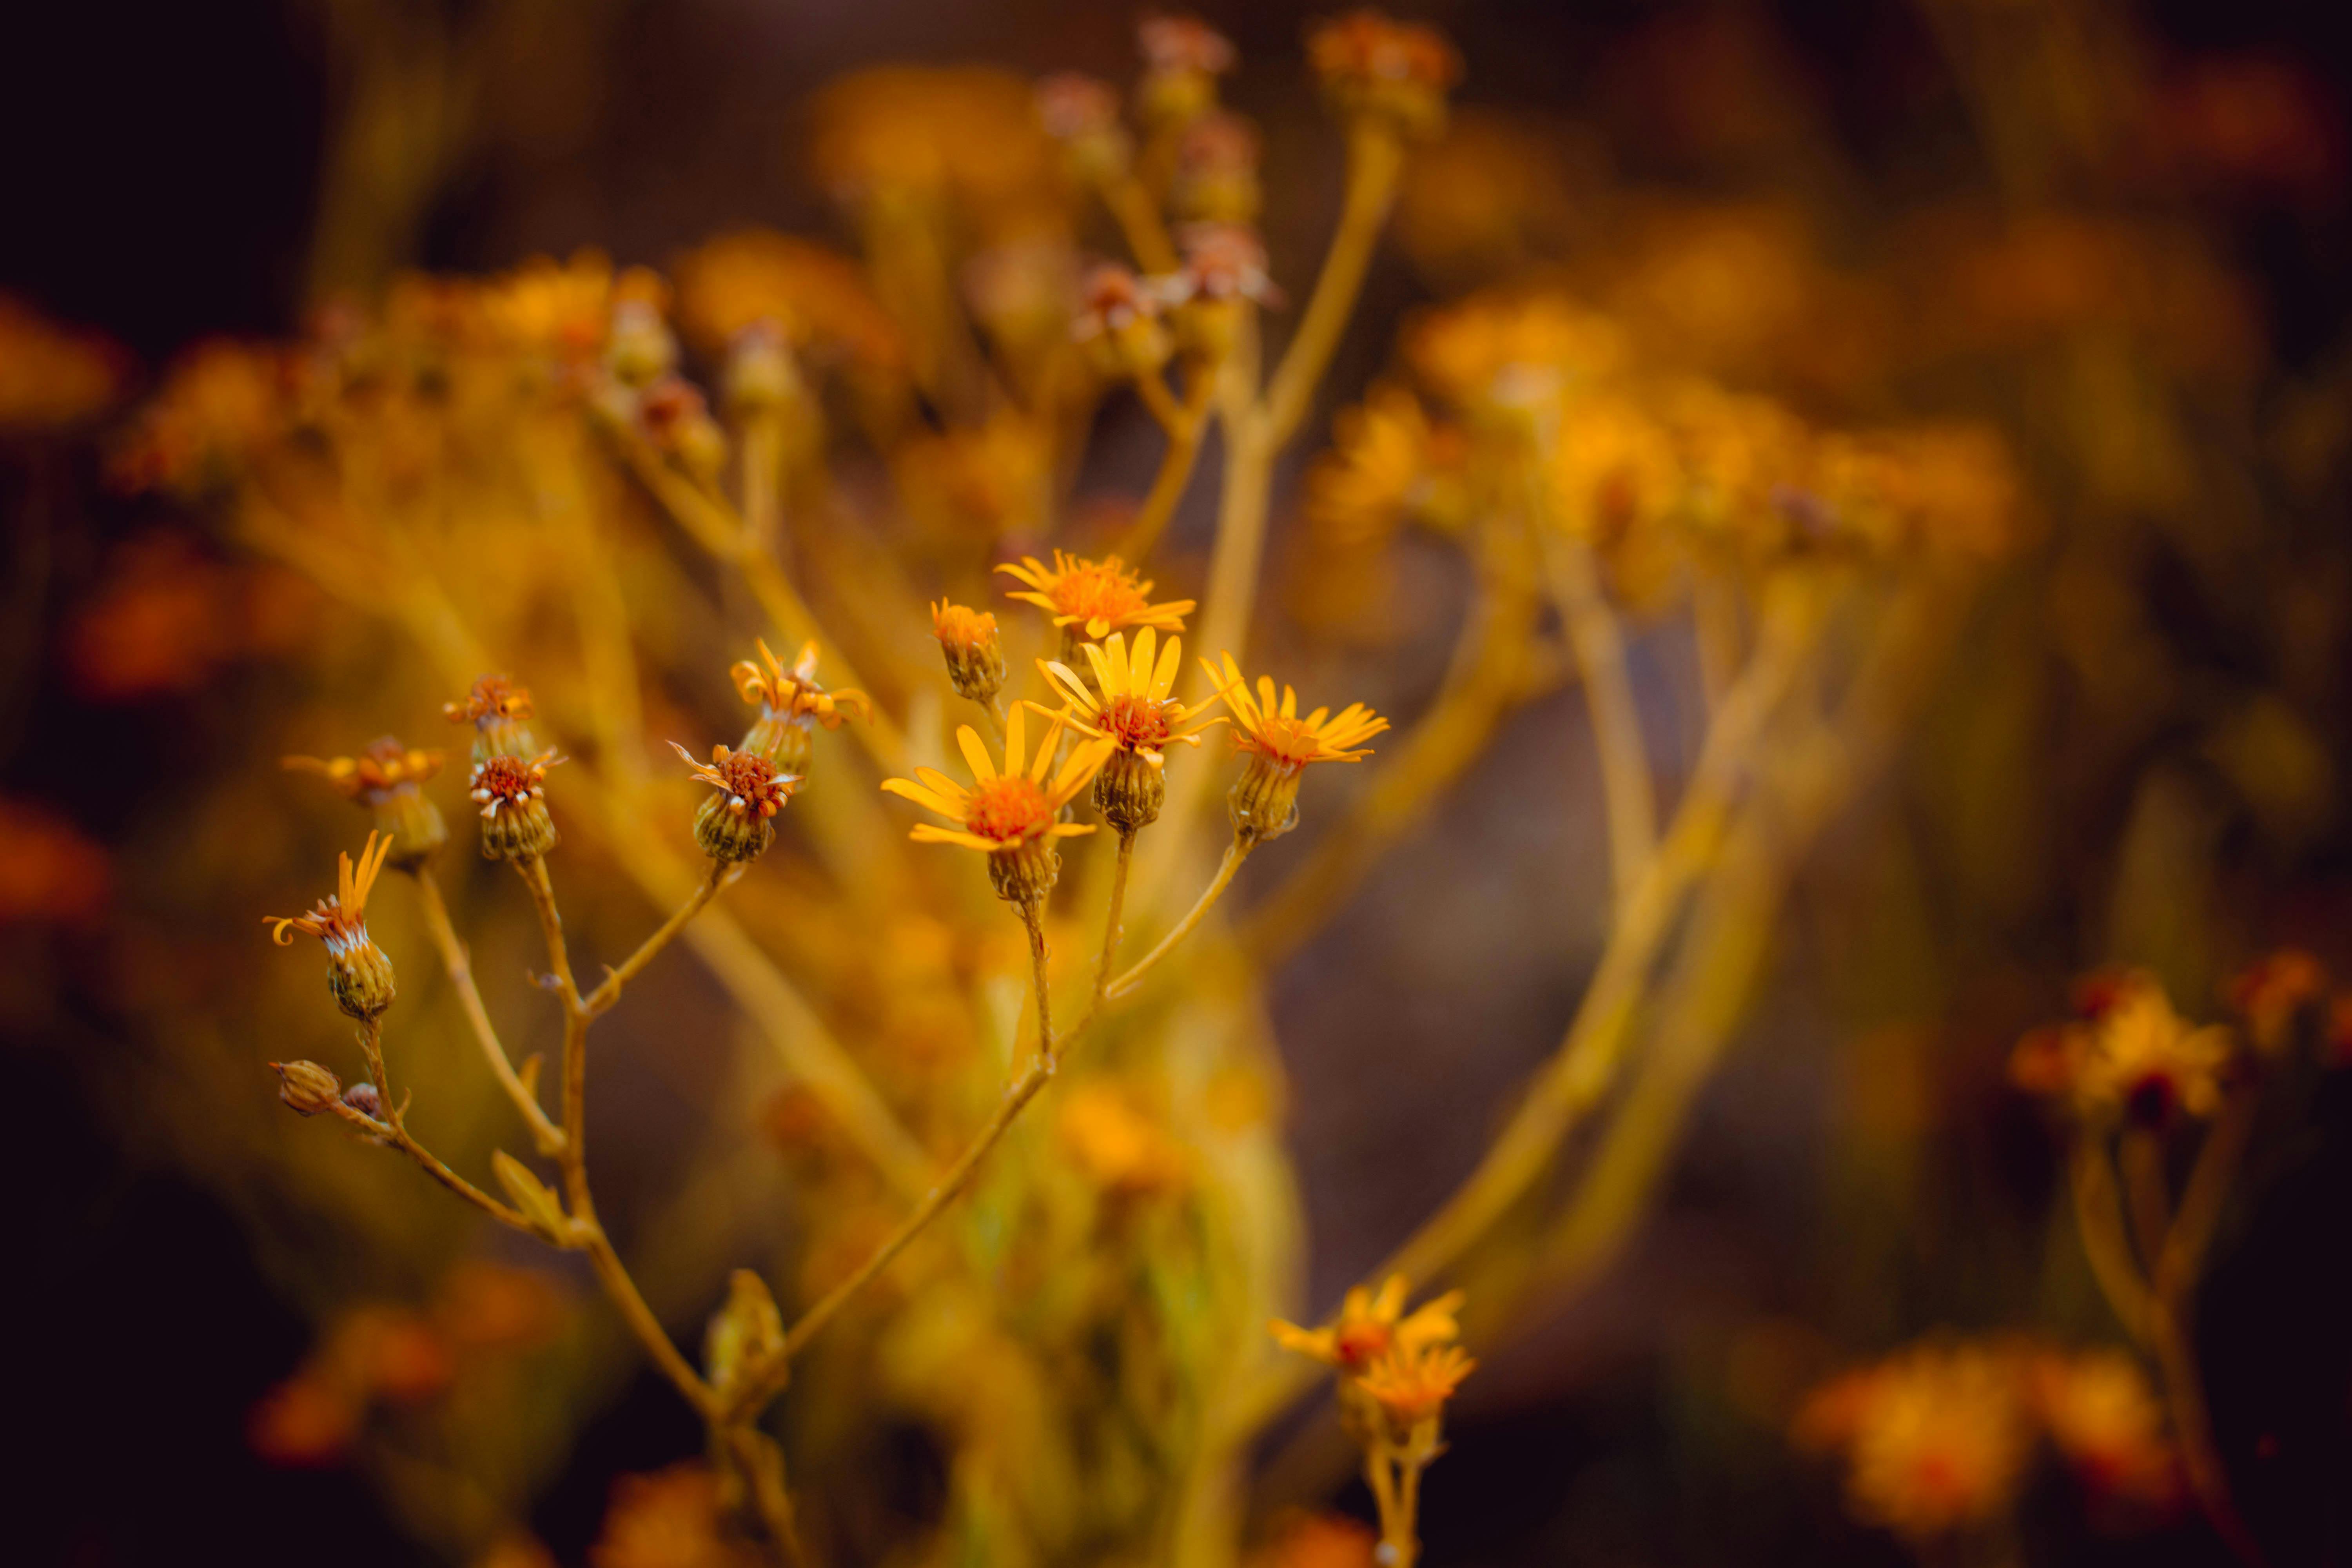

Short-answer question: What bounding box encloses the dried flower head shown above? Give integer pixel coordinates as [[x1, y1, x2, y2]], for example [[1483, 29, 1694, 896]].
[[670, 742, 797, 864], [445, 675, 540, 764], [1271, 1273, 1463, 1374], [1795, 1340, 2036, 1542], [1201, 652, 1388, 842], [1173, 110, 1263, 223], [470, 751, 563, 863], [1161, 222, 1282, 308], [732, 639, 871, 777], [881, 706, 1114, 906], [1036, 73, 1131, 180], [1306, 11, 1462, 139], [284, 737, 448, 868], [1137, 14, 1237, 125], [636, 375, 728, 483], [931, 600, 1007, 705], [1038, 629, 1223, 831], [266, 831, 399, 1019], [999, 550, 1195, 646], [270, 1059, 345, 1116], [1356, 1341, 1475, 1429], [1075, 264, 1174, 380]]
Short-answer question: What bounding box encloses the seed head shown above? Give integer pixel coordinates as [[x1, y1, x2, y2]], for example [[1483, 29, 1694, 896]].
[[470, 751, 563, 862], [270, 1059, 344, 1116]]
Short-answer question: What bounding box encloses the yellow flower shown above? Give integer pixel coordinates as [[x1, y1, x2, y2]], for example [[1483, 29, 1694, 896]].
[[1356, 1341, 1476, 1428], [732, 639, 871, 775], [265, 831, 399, 1020], [1270, 1274, 1462, 1374], [1304, 384, 1468, 547], [881, 707, 1113, 904], [669, 229, 904, 371], [1057, 1083, 1189, 1196], [1405, 289, 1626, 417], [1795, 1340, 2036, 1542], [2013, 971, 2234, 1124], [2029, 1348, 2181, 1507], [283, 737, 449, 869], [1202, 653, 1388, 841], [998, 550, 1195, 641], [1305, 11, 1461, 140], [1037, 629, 1223, 767]]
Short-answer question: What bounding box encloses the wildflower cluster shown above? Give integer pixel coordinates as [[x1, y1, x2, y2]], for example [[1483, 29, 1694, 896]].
[[1796, 1336, 2182, 1543], [1272, 1275, 1473, 1567]]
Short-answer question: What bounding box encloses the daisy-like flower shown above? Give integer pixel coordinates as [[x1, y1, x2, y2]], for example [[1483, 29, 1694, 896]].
[[998, 550, 1195, 659], [1270, 1274, 1463, 1374], [1034, 628, 1223, 832], [470, 751, 563, 863], [1795, 1340, 2037, 1543], [931, 600, 1007, 706], [266, 831, 399, 1020], [444, 676, 539, 765], [1200, 652, 1389, 842], [2009, 971, 2235, 1125], [283, 737, 448, 869], [669, 741, 797, 864], [1357, 1341, 1476, 1431], [880, 706, 1115, 907], [731, 638, 871, 777]]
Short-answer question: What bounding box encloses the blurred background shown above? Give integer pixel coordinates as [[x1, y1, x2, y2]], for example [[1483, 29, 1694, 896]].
[[7, 0, 2352, 1564]]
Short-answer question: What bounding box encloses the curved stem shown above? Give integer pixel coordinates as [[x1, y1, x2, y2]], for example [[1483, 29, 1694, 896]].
[[1537, 526, 1657, 915], [409, 864, 564, 1155], [1096, 831, 1136, 1007], [517, 855, 578, 1009], [1102, 171, 1179, 273], [583, 858, 737, 1017], [1262, 121, 1405, 446], [341, 1018, 534, 1231], [2069, 1136, 2154, 1345], [1107, 836, 1250, 1000], [1114, 364, 1217, 565]]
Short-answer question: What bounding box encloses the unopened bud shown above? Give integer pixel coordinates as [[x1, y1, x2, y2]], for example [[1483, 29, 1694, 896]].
[[931, 600, 1006, 705], [725, 321, 804, 414], [343, 1081, 383, 1120], [1229, 753, 1303, 844], [605, 299, 678, 387], [1095, 747, 1165, 833], [271, 1060, 344, 1116]]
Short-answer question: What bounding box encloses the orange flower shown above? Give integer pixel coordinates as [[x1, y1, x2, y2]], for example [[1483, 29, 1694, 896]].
[[670, 742, 795, 864], [999, 550, 1195, 641], [1357, 1341, 1476, 1428], [445, 675, 541, 762], [2229, 949, 2327, 1056], [1270, 1273, 1461, 1373], [881, 707, 1111, 857], [1201, 652, 1388, 841], [285, 737, 449, 867], [2029, 1348, 2183, 1509], [1795, 1340, 2036, 1541], [1038, 629, 1223, 766], [2010, 971, 2235, 1123], [931, 601, 1007, 704], [266, 832, 399, 1019], [732, 639, 871, 775]]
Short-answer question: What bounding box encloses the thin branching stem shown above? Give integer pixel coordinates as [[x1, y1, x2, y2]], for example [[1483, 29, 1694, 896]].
[[409, 863, 564, 1154]]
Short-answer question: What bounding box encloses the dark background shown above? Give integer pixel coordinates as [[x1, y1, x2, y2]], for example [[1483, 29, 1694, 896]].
[[8, 2, 2352, 1564]]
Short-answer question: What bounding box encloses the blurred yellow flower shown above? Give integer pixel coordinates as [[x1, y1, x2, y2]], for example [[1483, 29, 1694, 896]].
[[1270, 1273, 1461, 1373], [1356, 1341, 1476, 1428], [999, 550, 1194, 640]]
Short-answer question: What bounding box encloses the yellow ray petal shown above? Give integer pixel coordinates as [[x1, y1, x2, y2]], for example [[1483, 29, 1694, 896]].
[[959, 723, 999, 784], [882, 778, 967, 819], [1149, 633, 1182, 701]]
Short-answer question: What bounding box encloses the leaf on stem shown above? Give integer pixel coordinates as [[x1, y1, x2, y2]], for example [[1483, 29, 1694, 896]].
[[492, 1150, 571, 1243]]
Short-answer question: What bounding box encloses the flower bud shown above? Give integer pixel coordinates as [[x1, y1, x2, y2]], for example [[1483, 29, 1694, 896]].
[[343, 1081, 383, 1120], [1137, 15, 1236, 128], [724, 321, 806, 414], [1075, 266, 1172, 382], [1306, 11, 1462, 140], [1229, 752, 1303, 844], [671, 742, 796, 864], [931, 600, 1007, 706], [1036, 73, 1131, 182], [471, 752, 562, 862], [1094, 746, 1165, 834], [1171, 111, 1261, 225], [605, 299, 678, 388], [987, 836, 1063, 909], [271, 1059, 344, 1116], [445, 677, 539, 766]]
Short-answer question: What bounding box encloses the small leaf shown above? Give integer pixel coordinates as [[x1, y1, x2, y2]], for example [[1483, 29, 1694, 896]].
[[492, 1150, 569, 1241], [704, 1269, 785, 1398], [516, 1054, 543, 1100]]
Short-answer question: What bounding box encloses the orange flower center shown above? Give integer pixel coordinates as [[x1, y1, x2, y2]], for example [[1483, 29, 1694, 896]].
[[1050, 560, 1149, 626], [964, 776, 1054, 845], [1101, 694, 1173, 753], [714, 750, 788, 815], [1334, 1321, 1393, 1370], [473, 755, 544, 802], [1244, 713, 1324, 771]]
